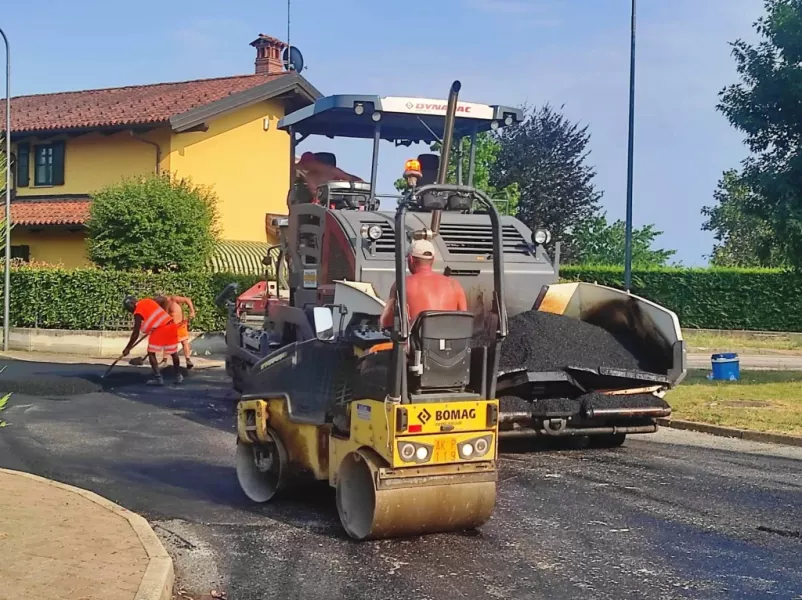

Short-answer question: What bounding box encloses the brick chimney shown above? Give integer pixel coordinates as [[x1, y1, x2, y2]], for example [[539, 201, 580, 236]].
[[250, 34, 287, 75]]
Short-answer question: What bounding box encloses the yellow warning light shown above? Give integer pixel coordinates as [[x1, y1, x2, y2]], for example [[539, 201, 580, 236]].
[[404, 159, 421, 173]]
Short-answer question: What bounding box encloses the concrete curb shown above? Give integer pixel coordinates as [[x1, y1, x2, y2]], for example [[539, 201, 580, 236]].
[[0, 349, 226, 370], [1, 327, 227, 359], [687, 353, 802, 371], [657, 418, 802, 448], [0, 468, 173, 600]]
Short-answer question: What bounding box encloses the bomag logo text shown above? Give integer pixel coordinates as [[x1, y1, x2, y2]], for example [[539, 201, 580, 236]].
[[436, 408, 476, 421]]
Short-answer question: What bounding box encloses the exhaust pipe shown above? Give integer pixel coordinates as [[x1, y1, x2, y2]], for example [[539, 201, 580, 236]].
[[431, 80, 461, 234]]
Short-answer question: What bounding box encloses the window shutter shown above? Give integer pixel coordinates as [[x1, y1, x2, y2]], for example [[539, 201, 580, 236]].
[[51, 140, 66, 186], [17, 143, 29, 187]]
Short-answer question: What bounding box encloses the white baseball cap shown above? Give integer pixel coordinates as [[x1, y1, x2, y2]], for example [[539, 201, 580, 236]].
[[409, 239, 435, 259]]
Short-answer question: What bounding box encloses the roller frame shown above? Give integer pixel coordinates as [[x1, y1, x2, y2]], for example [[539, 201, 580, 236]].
[[235, 394, 501, 541]]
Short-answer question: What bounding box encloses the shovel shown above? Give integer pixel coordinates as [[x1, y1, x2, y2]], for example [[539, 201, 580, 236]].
[[101, 335, 148, 380]]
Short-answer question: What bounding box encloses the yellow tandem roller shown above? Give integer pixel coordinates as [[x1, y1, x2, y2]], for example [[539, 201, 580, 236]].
[[236, 395, 499, 540], [232, 81, 509, 541]]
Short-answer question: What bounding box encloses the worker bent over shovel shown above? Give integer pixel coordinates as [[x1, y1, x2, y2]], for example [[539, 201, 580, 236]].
[[122, 295, 183, 386], [130, 294, 196, 370]]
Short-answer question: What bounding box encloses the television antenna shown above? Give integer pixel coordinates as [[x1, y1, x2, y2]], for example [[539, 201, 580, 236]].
[[283, 0, 306, 72]]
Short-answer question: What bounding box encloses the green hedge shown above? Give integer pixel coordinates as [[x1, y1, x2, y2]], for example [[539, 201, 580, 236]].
[[2, 265, 801, 333], [560, 265, 802, 332], [0, 266, 260, 331]]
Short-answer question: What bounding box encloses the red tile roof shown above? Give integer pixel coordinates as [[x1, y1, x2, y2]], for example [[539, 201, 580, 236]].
[[1, 73, 286, 134], [12, 199, 91, 226]]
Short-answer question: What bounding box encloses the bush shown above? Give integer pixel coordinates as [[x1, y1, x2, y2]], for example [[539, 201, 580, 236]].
[[2, 264, 801, 333], [87, 173, 221, 272], [560, 265, 802, 332], [0, 266, 259, 331]]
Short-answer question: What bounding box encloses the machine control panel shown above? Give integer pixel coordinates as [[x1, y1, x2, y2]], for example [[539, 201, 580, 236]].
[[346, 313, 391, 349]]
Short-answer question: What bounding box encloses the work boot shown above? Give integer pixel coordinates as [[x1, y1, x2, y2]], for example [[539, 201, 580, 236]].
[[175, 373, 184, 385], [147, 375, 165, 386]]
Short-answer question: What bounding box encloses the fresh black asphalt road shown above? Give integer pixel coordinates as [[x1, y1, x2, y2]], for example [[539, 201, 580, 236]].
[[0, 358, 800, 600]]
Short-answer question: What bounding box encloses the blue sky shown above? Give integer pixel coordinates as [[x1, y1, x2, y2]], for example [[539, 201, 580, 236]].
[[3, 0, 763, 265]]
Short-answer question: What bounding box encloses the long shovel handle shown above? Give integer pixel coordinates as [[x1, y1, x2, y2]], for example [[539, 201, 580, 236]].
[[102, 334, 148, 379]]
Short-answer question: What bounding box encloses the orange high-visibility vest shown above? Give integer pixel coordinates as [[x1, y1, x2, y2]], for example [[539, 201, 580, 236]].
[[134, 298, 173, 334]]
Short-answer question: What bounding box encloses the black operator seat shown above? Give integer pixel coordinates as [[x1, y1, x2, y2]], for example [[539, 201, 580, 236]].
[[309, 151, 371, 210], [409, 310, 475, 391], [417, 154, 440, 187]]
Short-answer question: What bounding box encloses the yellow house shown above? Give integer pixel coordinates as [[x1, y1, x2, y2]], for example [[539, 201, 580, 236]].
[[1, 34, 320, 269]]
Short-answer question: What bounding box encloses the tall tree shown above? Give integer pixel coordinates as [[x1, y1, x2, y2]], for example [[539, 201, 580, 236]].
[[701, 169, 786, 267], [717, 0, 802, 268], [570, 212, 677, 267], [491, 104, 602, 261]]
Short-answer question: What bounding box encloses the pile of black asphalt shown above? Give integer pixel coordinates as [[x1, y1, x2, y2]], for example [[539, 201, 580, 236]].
[[474, 309, 662, 375], [353, 309, 665, 402]]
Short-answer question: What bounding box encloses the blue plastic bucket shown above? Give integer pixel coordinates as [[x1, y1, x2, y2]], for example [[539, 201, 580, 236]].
[[710, 352, 740, 381]]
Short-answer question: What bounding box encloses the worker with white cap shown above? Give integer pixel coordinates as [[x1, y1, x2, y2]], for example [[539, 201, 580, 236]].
[[379, 237, 468, 329]]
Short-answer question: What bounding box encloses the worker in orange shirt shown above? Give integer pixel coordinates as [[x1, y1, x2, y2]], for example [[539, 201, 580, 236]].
[[380, 239, 468, 329], [122, 295, 182, 386], [159, 294, 196, 370]]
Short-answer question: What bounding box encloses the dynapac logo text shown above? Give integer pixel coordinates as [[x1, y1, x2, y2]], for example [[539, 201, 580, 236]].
[[416, 103, 473, 113]]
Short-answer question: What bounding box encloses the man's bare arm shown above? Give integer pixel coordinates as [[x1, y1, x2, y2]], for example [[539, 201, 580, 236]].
[[173, 295, 196, 319], [379, 283, 397, 329]]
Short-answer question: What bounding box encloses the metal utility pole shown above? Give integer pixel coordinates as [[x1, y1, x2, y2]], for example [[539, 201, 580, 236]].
[[1, 28, 9, 350], [624, 0, 636, 291], [286, 0, 293, 71]]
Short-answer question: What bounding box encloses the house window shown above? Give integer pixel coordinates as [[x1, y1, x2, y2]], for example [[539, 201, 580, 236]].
[[10, 245, 30, 262], [33, 140, 65, 187], [34, 145, 54, 185]]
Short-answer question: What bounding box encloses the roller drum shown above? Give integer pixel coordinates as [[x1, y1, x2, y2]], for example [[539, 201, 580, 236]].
[[336, 449, 496, 540], [235, 428, 288, 503]]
